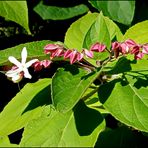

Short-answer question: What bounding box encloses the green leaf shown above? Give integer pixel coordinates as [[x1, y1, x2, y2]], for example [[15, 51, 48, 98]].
[[96, 126, 148, 148], [89, 1, 135, 25], [0, 78, 51, 136], [83, 12, 111, 49], [20, 101, 105, 147], [34, 1, 89, 20], [104, 57, 132, 75], [52, 64, 102, 113], [0, 40, 55, 66], [65, 12, 122, 67], [64, 12, 123, 50], [98, 59, 148, 132], [64, 13, 98, 50], [0, 136, 18, 147], [83, 86, 109, 114], [0, 1, 31, 34], [123, 20, 148, 44]]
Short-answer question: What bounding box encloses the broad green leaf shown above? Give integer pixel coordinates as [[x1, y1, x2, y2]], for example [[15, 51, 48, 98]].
[[83, 12, 123, 66], [104, 15, 123, 42], [0, 136, 18, 147], [98, 59, 148, 132], [64, 13, 98, 50], [34, 1, 89, 20], [96, 126, 148, 148], [0, 1, 30, 34], [89, 1, 135, 25], [0, 78, 51, 136], [20, 101, 105, 147], [123, 21, 148, 44], [0, 40, 56, 66], [64, 12, 123, 50], [52, 64, 103, 113], [83, 12, 111, 49]]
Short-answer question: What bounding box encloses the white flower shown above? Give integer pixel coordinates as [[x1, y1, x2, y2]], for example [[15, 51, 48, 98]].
[[5, 47, 38, 83]]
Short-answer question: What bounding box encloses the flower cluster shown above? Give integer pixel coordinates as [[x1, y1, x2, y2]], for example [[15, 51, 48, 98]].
[[5, 39, 148, 83], [32, 60, 52, 71], [44, 40, 148, 65], [5, 47, 38, 83], [112, 39, 148, 59], [5, 47, 52, 83], [44, 43, 106, 64]]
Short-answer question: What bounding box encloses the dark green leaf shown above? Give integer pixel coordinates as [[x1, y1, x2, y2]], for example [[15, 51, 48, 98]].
[[34, 1, 89, 20], [89, 1, 135, 25]]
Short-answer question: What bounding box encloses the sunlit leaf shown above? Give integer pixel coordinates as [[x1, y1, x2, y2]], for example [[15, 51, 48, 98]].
[[20, 101, 105, 147], [123, 20, 148, 44], [0, 40, 57, 66], [83, 12, 111, 49], [0, 78, 51, 136], [52, 64, 102, 113], [0, 136, 18, 147], [98, 59, 148, 132], [64, 12, 123, 50], [0, 1, 31, 34]]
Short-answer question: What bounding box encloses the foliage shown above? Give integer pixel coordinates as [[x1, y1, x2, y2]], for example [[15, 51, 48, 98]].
[[0, 0, 148, 147], [34, 1, 89, 20], [88, 0, 135, 25], [0, 1, 30, 34]]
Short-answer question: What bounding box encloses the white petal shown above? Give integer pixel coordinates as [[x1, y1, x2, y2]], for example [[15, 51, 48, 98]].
[[8, 56, 21, 67], [6, 70, 16, 77], [5, 69, 21, 78], [26, 59, 38, 68], [12, 74, 22, 83], [23, 68, 32, 79], [21, 47, 27, 65]]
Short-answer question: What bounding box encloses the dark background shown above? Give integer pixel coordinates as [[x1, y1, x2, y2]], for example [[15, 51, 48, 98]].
[[0, 0, 148, 145]]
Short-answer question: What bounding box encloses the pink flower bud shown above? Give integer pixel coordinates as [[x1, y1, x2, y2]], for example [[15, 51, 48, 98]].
[[112, 42, 121, 58], [32, 61, 42, 71], [142, 44, 148, 54], [90, 42, 106, 52], [112, 41, 120, 50], [120, 42, 130, 54], [82, 49, 93, 58], [69, 50, 78, 64], [50, 48, 64, 59], [125, 39, 137, 48], [64, 49, 73, 59], [44, 44, 63, 54], [77, 52, 84, 61], [64, 49, 84, 64], [131, 46, 140, 54], [134, 52, 144, 60], [41, 60, 52, 68], [33, 60, 52, 71]]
